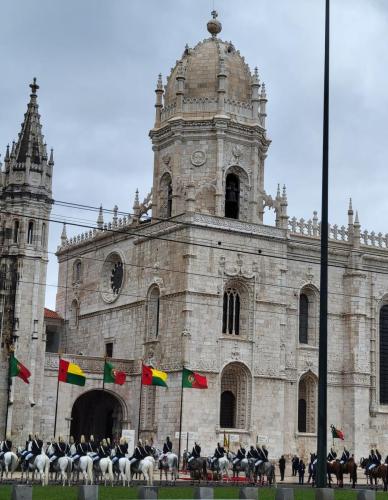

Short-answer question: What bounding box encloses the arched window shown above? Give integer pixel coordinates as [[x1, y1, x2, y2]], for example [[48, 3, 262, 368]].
[[222, 288, 240, 335], [41, 223, 46, 246], [225, 173, 240, 219], [380, 305, 388, 404], [73, 260, 82, 283], [220, 363, 251, 430], [13, 220, 19, 244], [27, 221, 34, 244], [299, 294, 309, 344], [159, 173, 173, 219], [220, 391, 236, 428], [298, 373, 317, 433], [147, 286, 160, 338]]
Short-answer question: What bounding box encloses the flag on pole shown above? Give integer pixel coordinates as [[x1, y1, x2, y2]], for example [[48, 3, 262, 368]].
[[182, 368, 208, 389], [10, 356, 31, 384], [141, 364, 168, 387], [223, 431, 228, 448], [104, 361, 126, 385], [58, 359, 86, 386], [331, 425, 344, 440]]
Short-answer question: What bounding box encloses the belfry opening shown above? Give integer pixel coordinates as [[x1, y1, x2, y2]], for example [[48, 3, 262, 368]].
[[70, 390, 123, 442]]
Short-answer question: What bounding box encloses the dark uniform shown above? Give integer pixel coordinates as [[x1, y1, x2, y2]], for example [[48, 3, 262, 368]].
[[76, 442, 88, 457], [211, 443, 225, 467], [233, 446, 246, 465], [55, 441, 69, 458], [98, 443, 111, 459], [163, 438, 173, 454], [31, 438, 43, 456], [88, 438, 99, 462], [144, 443, 153, 457], [247, 446, 259, 460], [20, 435, 33, 462], [0, 439, 12, 459], [327, 449, 337, 462], [340, 448, 350, 464]]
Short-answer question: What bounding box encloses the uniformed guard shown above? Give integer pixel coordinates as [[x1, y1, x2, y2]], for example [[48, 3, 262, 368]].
[[20, 434, 33, 462], [25, 433, 43, 463], [112, 437, 128, 466], [211, 442, 225, 467], [188, 441, 201, 464], [75, 435, 88, 462], [144, 439, 153, 457], [255, 444, 265, 467], [247, 445, 259, 461], [129, 440, 146, 467], [0, 434, 12, 459], [262, 445, 269, 462], [340, 447, 350, 464], [88, 435, 99, 463], [233, 444, 246, 466], [327, 447, 337, 462], [98, 439, 111, 459]]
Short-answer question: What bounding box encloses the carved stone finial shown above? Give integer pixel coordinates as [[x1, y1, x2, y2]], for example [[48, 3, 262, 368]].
[[348, 197, 353, 213], [60, 223, 67, 244], [30, 77, 39, 96], [207, 10, 222, 37], [355, 210, 360, 226], [97, 205, 104, 229]]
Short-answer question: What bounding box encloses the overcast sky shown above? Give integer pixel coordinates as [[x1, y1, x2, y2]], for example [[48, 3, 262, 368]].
[[1, 0, 388, 309]]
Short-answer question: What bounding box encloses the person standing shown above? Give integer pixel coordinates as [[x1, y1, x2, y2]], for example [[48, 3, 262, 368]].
[[298, 459, 305, 485], [278, 455, 286, 481]]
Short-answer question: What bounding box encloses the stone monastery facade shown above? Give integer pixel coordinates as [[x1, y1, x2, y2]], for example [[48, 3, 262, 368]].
[[2, 12, 388, 459]]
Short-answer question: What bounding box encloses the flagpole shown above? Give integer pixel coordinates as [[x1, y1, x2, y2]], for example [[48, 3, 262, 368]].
[[177, 368, 184, 473], [137, 363, 143, 441], [53, 355, 61, 438], [103, 357, 106, 391], [4, 352, 12, 439]]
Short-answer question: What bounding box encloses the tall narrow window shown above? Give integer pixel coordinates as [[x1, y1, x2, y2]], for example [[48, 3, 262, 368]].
[[380, 305, 388, 404], [299, 294, 309, 344], [147, 287, 160, 339], [167, 182, 173, 218], [220, 391, 236, 428], [13, 221, 19, 244], [298, 373, 317, 433], [105, 342, 113, 358], [298, 398, 307, 432], [222, 288, 240, 335], [41, 223, 46, 246], [74, 260, 82, 283], [225, 173, 240, 219], [27, 221, 34, 244]]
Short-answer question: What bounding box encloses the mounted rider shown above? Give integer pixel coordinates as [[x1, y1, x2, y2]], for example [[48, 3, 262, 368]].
[[88, 435, 99, 463], [340, 447, 350, 464], [211, 442, 225, 469], [73, 435, 87, 462], [327, 447, 337, 463], [233, 444, 246, 466], [159, 436, 172, 467], [188, 441, 201, 465], [25, 433, 43, 463], [0, 434, 12, 459], [20, 434, 33, 463], [247, 445, 259, 461], [368, 449, 381, 470], [144, 439, 153, 456], [129, 439, 147, 468], [98, 439, 111, 460], [254, 444, 267, 468], [49, 436, 69, 468], [112, 437, 128, 467]]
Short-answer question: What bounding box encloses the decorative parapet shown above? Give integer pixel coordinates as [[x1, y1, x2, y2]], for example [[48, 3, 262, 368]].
[[44, 352, 138, 375]]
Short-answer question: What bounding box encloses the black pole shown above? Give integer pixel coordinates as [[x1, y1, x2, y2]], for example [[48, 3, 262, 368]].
[[177, 370, 184, 472], [317, 0, 330, 489], [102, 357, 106, 391], [53, 356, 61, 438], [137, 365, 143, 441], [4, 352, 12, 439]]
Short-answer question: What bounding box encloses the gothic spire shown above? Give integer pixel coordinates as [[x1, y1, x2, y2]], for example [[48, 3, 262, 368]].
[[15, 78, 45, 166], [97, 205, 104, 229]]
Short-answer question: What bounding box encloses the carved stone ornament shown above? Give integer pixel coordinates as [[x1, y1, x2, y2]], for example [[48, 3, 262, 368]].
[[162, 154, 171, 165], [191, 150, 206, 167], [232, 145, 243, 164]]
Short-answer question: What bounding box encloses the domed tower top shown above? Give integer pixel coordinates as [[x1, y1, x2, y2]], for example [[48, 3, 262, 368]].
[[154, 12, 267, 126]]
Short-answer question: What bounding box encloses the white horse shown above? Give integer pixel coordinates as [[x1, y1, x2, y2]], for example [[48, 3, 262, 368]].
[[69, 445, 93, 485], [139, 456, 155, 486], [116, 457, 131, 486], [47, 444, 73, 486], [97, 457, 114, 486], [19, 445, 50, 486], [0, 451, 19, 480], [217, 455, 231, 479], [157, 449, 179, 482]]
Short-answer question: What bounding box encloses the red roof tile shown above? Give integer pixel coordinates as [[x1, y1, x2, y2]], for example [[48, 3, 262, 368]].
[[44, 308, 63, 320]]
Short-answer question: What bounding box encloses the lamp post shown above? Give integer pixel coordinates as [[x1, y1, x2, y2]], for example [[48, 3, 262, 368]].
[[317, 0, 330, 488]]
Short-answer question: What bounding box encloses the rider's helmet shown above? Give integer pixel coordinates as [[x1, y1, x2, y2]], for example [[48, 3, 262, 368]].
[[120, 437, 125, 445], [137, 439, 143, 446], [70, 436, 75, 444], [166, 436, 170, 441], [101, 439, 107, 447], [90, 435, 95, 442], [34, 433, 39, 439], [250, 445, 254, 450], [80, 435, 86, 444], [370, 449, 374, 455]]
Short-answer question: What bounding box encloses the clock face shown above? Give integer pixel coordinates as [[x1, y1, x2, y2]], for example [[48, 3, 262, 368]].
[[111, 261, 123, 294]]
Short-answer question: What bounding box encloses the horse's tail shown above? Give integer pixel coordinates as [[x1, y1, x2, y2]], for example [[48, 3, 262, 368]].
[[12, 454, 19, 473], [87, 457, 93, 484], [44, 456, 50, 486], [125, 459, 131, 483], [148, 460, 154, 486], [108, 459, 114, 483]]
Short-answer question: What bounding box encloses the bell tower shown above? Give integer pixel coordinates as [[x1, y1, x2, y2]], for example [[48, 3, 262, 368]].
[[0, 79, 53, 439]]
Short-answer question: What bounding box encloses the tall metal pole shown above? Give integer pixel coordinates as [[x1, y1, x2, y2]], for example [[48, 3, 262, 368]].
[[177, 370, 184, 472], [137, 364, 143, 441], [317, 0, 330, 488], [53, 356, 61, 438]]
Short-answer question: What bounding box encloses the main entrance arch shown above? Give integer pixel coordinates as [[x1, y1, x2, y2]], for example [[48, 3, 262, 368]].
[[70, 390, 123, 442]]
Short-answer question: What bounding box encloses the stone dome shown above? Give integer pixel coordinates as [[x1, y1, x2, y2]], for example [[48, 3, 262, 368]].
[[164, 37, 253, 107]]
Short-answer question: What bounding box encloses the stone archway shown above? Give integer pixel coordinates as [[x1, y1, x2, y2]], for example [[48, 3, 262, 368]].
[[70, 390, 123, 442]]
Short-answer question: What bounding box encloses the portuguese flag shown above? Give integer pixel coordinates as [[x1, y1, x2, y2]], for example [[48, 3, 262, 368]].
[[10, 356, 31, 384], [141, 364, 168, 387], [331, 425, 344, 440], [104, 361, 126, 385], [58, 359, 86, 386], [182, 368, 208, 389]]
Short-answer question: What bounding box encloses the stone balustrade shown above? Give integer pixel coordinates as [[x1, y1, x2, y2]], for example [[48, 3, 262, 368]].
[[44, 352, 138, 375]]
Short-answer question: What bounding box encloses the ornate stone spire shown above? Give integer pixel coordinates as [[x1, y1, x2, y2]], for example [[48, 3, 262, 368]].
[[348, 197, 354, 226], [154, 74, 164, 127], [97, 205, 104, 229], [207, 10, 222, 38], [60, 223, 67, 245], [15, 78, 45, 166]]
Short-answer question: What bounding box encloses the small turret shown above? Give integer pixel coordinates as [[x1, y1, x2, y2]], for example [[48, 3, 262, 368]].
[[176, 61, 185, 113], [133, 189, 140, 221], [251, 67, 260, 122], [353, 210, 360, 249], [113, 205, 118, 226], [259, 83, 267, 128], [60, 223, 67, 246], [154, 74, 164, 127], [97, 205, 104, 229]]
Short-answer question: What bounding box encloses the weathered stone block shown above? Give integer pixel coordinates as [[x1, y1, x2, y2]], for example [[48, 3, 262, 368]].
[[11, 485, 32, 500], [78, 485, 99, 500], [138, 486, 158, 500], [275, 488, 294, 500], [239, 487, 259, 499], [357, 491, 376, 500], [193, 487, 214, 499], [315, 489, 334, 500]]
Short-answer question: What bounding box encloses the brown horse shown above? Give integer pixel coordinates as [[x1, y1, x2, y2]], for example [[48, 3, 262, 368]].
[[341, 457, 357, 488], [327, 460, 343, 487], [360, 458, 388, 491]]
